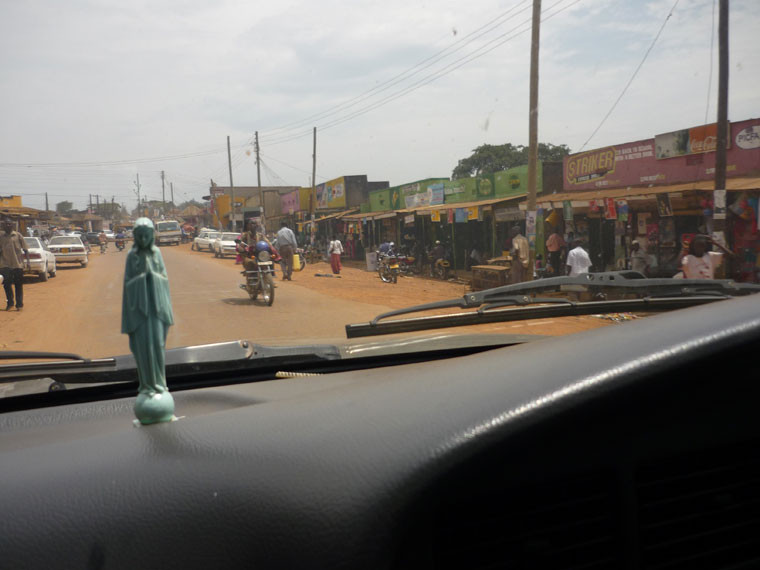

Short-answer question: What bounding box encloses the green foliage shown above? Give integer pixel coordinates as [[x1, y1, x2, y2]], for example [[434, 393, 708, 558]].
[[452, 142, 571, 179]]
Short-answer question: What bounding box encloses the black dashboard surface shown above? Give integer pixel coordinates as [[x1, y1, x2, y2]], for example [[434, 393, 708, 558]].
[[1, 295, 758, 569]]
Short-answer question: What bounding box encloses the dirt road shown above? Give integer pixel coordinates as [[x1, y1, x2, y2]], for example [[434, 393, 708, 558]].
[[1, 243, 614, 358]]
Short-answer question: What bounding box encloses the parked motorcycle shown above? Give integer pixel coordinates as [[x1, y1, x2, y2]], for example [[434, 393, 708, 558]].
[[238, 240, 277, 306], [395, 250, 419, 276], [294, 247, 307, 271], [377, 251, 400, 284]]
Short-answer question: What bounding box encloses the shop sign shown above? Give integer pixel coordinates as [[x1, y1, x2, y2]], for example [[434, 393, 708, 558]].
[[563, 118, 760, 191], [404, 214, 415, 225], [211, 187, 225, 197], [604, 198, 617, 220], [617, 200, 629, 222], [655, 123, 726, 159], [447, 209, 454, 223], [477, 176, 494, 197], [466, 206, 479, 221], [431, 209, 441, 223], [455, 208, 467, 223], [494, 206, 523, 222], [526, 211, 536, 237], [565, 147, 617, 186], [736, 126, 760, 149]]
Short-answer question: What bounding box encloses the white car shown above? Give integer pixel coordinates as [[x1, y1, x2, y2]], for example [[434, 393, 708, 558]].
[[23, 237, 57, 281], [192, 230, 221, 252], [47, 236, 88, 268], [103, 230, 116, 241], [213, 232, 240, 258]]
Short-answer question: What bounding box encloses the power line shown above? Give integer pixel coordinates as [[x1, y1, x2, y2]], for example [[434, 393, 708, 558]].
[[259, 0, 533, 141], [263, 0, 579, 148], [259, 152, 328, 181], [578, 0, 681, 152]]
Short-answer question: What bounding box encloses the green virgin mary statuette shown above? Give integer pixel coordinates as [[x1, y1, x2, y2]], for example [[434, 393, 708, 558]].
[[122, 218, 176, 425]]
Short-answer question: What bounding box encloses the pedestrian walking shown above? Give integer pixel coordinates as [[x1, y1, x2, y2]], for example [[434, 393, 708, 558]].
[[328, 235, 343, 274], [508, 226, 529, 284], [0, 219, 29, 311], [276, 222, 298, 281]]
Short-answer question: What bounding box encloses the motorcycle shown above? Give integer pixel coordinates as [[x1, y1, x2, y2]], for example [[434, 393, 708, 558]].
[[115, 238, 126, 251], [294, 247, 307, 271], [395, 249, 419, 276], [377, 250, 400, 284], [238, 240, 277, 306], [429, 246, 451, 280], [99, 241, 107, 254]]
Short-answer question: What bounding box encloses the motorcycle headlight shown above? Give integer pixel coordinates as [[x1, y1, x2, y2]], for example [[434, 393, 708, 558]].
[[257, 250, 271, 262]]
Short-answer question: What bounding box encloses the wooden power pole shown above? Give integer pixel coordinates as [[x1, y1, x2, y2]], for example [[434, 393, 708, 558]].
[[526, 0, 542, 279], [161, 170, 166, 216], [227, 135, 235, 231], [713, 0, 729, 276], [311, 127, 317, 216]]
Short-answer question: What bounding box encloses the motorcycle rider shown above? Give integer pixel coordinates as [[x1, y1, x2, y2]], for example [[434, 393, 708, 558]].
[[115, 230, 126, 251], [430, 240, 445, 276], [98, 230, 107, 253]]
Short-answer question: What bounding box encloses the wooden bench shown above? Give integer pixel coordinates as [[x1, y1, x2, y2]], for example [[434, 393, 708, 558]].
[[471, 265, 509, 291]]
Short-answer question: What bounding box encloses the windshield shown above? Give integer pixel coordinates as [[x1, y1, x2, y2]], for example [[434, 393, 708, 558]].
[[23, 237, 41, 249], [1, 1, 758, 397], [49, 237, 82, 245]]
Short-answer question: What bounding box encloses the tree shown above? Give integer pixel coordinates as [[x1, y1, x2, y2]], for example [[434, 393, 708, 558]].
[[452, 142, 571, 179], [177, 199, 203, 211], [55, 201, 74, 215]]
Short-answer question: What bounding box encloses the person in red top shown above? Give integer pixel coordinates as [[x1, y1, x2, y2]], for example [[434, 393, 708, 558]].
[[545, 229, 566, 277]]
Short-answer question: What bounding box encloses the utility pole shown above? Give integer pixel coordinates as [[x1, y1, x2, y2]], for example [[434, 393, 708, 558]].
[[96, 194, 100, 216], [227, 135, 235, 231], [45, 192, 49, 212], [525, 0, 542, 280], [161, 170, 166, 217], [135, 174, 141, 218], [311, 127, 317, 216], [255, 131, 262, 189], [170, 182, 174, 209], [713, 0, 729, 277], [89, 194, 93, 213]]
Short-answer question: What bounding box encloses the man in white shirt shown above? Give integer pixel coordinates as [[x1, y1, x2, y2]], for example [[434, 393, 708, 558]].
[[565, 240, 592, 277], [275, 222, 298, 281]]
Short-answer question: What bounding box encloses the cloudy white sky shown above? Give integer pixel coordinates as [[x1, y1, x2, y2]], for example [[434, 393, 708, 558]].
[[1, 0, 758, 212]]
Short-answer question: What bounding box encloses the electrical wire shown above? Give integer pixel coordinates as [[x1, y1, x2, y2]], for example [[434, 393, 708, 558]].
[[263, 0, 580, 148], [259, 0, 533, 141], [578, 0, 681, 151]]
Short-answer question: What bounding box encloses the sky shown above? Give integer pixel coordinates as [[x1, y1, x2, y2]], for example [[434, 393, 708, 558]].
[[1, 0, 758, 212]]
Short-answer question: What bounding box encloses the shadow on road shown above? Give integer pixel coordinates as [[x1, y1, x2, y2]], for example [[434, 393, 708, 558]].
[[221, 297, 259, 306]]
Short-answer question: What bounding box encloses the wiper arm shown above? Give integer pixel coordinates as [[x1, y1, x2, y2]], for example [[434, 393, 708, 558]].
[[0, 351, 89, 361], [347, 272, 760, 339], [0, 353, 117, 382], [346, 296, 728, 338]]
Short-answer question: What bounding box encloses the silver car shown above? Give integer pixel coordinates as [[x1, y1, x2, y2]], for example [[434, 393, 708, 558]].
[[192, 231, 221, 252], [23, 237, 57, 281], [47, 236, 88, 268], [213, 232, 239, 258]]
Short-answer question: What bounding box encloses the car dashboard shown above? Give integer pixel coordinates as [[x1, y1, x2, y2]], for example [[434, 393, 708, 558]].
[[1, 295, 758, 569]]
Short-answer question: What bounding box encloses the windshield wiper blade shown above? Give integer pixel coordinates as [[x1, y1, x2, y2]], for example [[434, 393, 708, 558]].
[[0, 351, 88, 361], [347, 272, 760, 339], [346, 296, 727, 338], [0, 353, 117, 382]]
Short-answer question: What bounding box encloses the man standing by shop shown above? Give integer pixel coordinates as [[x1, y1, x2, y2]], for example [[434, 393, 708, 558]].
[[276, 221, 297, 281], [0, 219, 29, 311], [328, 235, 344, 275], [509, 226, 529, 284]]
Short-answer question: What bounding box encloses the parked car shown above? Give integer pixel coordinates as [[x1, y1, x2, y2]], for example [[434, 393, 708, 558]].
[[192, 230, 220, 252], [22, 237, 57, 281], [103, 230, 116, 241], [212, 232, 239, 258], [47, 236, 88, 267]]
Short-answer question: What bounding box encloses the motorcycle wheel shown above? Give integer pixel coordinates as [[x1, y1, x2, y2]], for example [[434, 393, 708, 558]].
[[261, 273, 275, 306], [299, 257, 306, 271], [392, 270, 398, 284], [379, 265, 393, 283]]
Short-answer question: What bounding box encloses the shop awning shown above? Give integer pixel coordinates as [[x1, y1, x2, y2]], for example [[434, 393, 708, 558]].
[[404, 195, 526, 215], [0, 206, 47, 218], [534, 176, 760, 207], [304, 209, 359, 224]]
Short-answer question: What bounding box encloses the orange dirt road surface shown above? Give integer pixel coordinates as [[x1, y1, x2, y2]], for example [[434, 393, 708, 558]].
[[1, 243, 616, 359]]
